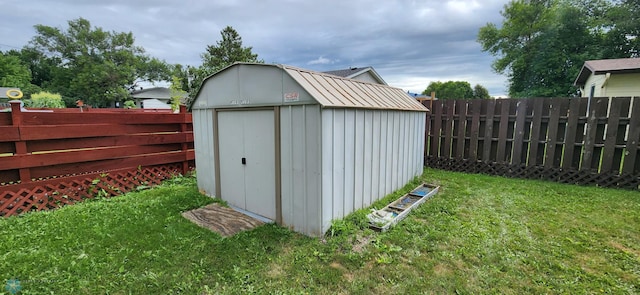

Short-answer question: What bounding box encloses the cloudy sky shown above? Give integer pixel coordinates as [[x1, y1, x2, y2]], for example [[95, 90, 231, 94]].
[[1, 0, 511, 96]]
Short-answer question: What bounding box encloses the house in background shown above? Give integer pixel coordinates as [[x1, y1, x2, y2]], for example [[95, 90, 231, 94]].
[[574, 58, 640, 97], [130, 87, 188, 109], [323, 66, 387, 85], [1, 87, 22, 102]]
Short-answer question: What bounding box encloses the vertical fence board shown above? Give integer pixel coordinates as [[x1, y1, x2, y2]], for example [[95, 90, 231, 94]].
[[442, 100, 455, 159], [601, 98, 627, 173], [512, 99, 528, 165], [430, 101, 443, 157], [455, 100, 467, 159], [583, 97, 609, 171], [496, 100, 512, 163], [623, 97, 640, 175], [528, 98, 544, 167], [544, 98, 562, 169], [468, 100, 482, 161], [562, 98, 581, 169], [482, 100, 496, 162]]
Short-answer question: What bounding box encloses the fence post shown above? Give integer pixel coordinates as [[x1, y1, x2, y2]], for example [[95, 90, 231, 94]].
[[179, 105, 189, 175], [10, 101, 31, 184]]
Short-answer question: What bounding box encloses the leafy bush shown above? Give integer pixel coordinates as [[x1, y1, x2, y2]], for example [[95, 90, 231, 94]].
[[28, 91, 65, 108]]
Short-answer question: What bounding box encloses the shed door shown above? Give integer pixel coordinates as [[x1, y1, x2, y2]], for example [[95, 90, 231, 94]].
[[218, 109, 276, 220]]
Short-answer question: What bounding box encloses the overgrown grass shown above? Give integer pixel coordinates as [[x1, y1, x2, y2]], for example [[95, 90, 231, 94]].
[[1, 169, 639, 294]]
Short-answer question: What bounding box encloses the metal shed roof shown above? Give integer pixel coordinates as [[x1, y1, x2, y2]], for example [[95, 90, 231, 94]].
[[282, 64, 426, 111], [193, 63, 428, 112]]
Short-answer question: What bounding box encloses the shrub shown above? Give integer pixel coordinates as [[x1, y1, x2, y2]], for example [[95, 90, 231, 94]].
[[28, 91, 65, 108]]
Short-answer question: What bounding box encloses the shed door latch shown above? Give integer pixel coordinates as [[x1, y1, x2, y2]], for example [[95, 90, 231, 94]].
[[241, 157, 246, 165]]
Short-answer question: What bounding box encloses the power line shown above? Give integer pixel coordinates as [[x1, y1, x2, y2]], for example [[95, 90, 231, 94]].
[[0, 43, 22, 50]]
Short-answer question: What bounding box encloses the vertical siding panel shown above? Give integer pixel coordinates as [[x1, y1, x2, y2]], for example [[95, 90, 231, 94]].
[[292, 106, 305, 232], [333, 110, 345, 219], [321, 109, 334, 233], [193, 109, 216, 196], [409, 113, 419, 178], [380, 112, 391, 195], [305, 105, 322, 235], [372, 111, 381, 201], [363, 110, 373, 207], [392, 111, 401, 191], [404, 112, 411, 183], [280, 107, 293, 227], [343, 110, 356, 215], [354, 110, 365, 210], [419, 113, 426, 174]]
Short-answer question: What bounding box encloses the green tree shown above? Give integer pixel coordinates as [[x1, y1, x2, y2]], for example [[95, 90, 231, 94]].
[[186, 26, 262, 104], [604, 0, 640, 57], [478, 0, 609, 97], [28, 18, 171, 107], [27, 91, 65, 108], [473, 84, 491, 99], [422, 81, 476, 99], [0, 51, 31, 89]]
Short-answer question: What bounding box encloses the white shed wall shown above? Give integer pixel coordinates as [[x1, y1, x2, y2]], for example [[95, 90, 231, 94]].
[[320, 109, 425, 233], [192, 109, 216, 197], [280, 105, 323, 236]]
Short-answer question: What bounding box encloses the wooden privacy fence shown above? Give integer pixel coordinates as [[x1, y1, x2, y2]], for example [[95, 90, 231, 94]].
[[0, 101, 194, 217], [423, 96, 640, 190]]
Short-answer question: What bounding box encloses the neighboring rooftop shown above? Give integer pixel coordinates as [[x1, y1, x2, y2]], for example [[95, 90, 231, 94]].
[[0, 87, 21, 99], [323, 66, 387, 85], [574, 58, 640, 86]]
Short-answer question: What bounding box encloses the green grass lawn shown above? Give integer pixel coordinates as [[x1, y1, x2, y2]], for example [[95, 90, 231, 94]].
[[1, 169, 639, 294]]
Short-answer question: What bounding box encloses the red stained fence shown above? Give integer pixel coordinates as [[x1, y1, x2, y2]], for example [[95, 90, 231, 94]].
[[0, 101, 194, 216], [423, 97, 640, 190]]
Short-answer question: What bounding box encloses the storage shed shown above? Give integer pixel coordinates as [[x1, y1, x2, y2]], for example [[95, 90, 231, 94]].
[[191, 63, 427, 237]]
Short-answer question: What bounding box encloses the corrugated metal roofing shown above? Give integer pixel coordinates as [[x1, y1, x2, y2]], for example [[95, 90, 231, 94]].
[[282, 65, 427, 111]]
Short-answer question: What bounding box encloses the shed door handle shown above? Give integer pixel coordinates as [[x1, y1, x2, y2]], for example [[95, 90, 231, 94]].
[[241, 157, 246, 165]]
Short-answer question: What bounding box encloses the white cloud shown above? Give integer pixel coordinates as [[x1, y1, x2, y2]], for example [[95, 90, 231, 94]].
[[307, 56, 335, 65]]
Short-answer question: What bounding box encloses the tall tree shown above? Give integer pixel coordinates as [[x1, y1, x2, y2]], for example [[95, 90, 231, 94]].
[[28, 18, 171, 107], [422, 81, 480, 99], [473, 84, 491, 99], [604, 0, 640, 57], [0, 51, 31, 89], [478, 0, 610, 97], [186, 26, 262, 103]]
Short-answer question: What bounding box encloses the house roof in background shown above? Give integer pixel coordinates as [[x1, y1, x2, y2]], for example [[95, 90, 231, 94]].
[[131, 87, 187, 100], [323, 66, 387, 85], [574, 58, 640, 86]]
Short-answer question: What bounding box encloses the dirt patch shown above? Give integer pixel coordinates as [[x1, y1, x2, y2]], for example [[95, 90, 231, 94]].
[[351, 235, 372, 253], [182, 203, 264, 237], [609, 241, 640, 259]]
